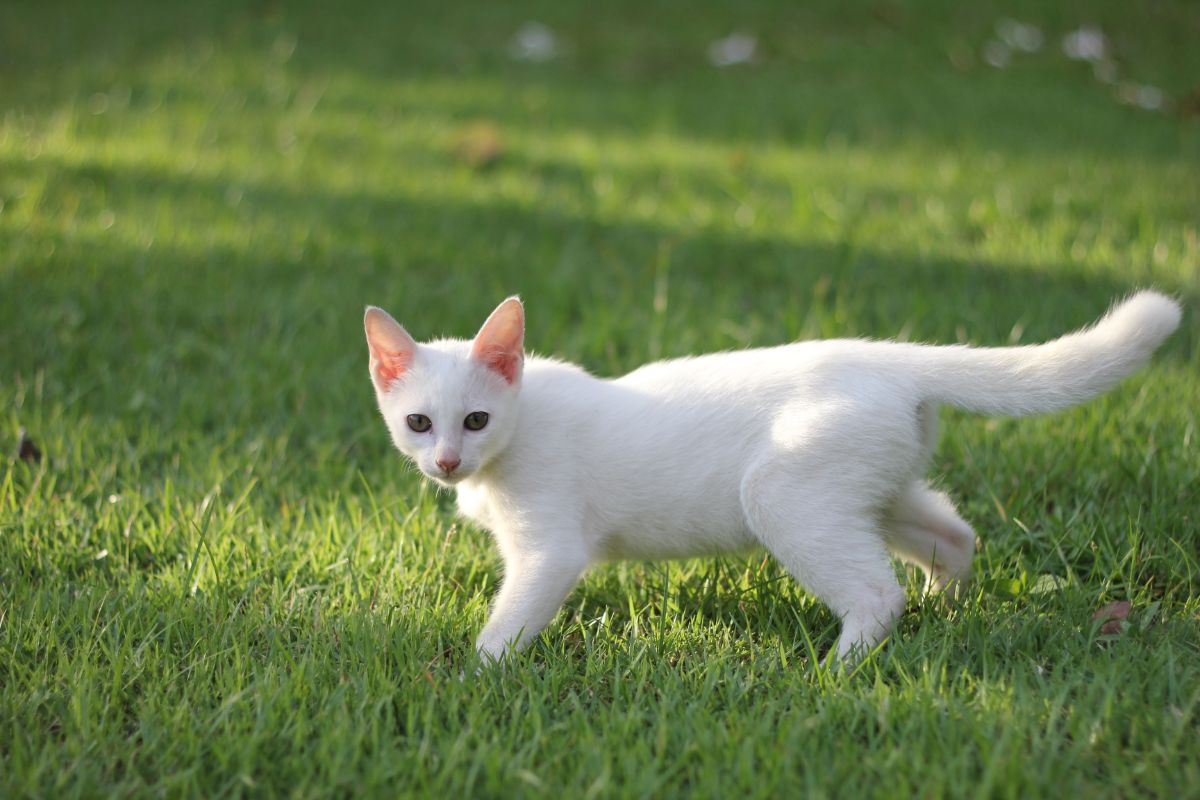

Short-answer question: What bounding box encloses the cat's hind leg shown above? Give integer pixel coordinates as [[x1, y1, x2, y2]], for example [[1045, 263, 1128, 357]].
[[883, 481, 975, 599], [739, 413, 910, 661]]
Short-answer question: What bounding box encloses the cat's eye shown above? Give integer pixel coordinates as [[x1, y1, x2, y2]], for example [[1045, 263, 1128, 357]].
[[464, 411, 489, 431], [406, 414, 432, 433]]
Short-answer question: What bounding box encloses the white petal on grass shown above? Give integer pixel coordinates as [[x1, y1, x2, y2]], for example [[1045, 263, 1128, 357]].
[[707, 33, 757, 67], [1135, 84, 1165, 110], [996, 19, 1044, 53], [509, 22, 559, 62], [1116, 82, 1167, 111], [1062, 26, 1106, 62], [982, 40, 1011, 68]]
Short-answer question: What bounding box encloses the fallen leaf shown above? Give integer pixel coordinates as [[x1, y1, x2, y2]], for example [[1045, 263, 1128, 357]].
[[1030, 574, 1067, 595], [1179, 85, 1200, 117], [451, 121, 505, 169], [16, 428, 41, 463], [871, 1, 905, 29], [1092, 600, 1131, 634]]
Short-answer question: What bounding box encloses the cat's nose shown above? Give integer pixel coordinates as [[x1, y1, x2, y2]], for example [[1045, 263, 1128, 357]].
[[436, 455, 461, 474]]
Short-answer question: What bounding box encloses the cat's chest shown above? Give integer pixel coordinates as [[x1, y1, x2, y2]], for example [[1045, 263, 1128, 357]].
[[454, 482, 499, 530]]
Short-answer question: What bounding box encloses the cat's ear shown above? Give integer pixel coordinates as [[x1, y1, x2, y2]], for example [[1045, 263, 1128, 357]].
[[471, 296, 524, 384], [364, 306, 417, 393]]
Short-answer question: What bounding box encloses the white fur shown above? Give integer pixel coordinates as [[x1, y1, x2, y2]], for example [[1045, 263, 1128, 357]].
[[364, 292, 1181, 663]]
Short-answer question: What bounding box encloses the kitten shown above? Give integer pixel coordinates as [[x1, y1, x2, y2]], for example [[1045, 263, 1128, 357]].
[[364, 292, 1181, 663]]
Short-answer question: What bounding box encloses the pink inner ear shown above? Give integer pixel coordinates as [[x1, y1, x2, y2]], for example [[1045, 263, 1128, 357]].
[[471, 298, 524, 384], [474, 344, 522, 384], [370, 345, 412, 387], [365, 307, 416, 391]]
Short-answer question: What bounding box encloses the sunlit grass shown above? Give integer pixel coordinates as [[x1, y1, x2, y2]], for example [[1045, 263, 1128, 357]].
[[2, 0, 1199, 796]]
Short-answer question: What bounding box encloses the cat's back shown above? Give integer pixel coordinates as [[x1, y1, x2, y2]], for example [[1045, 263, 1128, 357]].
[[513, 353, 620, 425], [521, 353, 599, 395], [614, 339, 854, 398]]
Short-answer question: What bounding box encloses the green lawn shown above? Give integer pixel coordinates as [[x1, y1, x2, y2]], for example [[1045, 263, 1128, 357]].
[[2, 0, 1199, 796]]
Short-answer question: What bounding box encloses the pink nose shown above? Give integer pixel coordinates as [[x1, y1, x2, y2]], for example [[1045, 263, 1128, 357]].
[[436, 456, 461, 473]]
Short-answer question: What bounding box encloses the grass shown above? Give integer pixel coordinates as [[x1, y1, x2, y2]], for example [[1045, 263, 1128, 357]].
[[2, 0, 1199, 796]]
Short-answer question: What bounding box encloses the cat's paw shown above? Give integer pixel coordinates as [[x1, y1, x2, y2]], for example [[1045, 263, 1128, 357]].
[[474, 636, 509, 668]]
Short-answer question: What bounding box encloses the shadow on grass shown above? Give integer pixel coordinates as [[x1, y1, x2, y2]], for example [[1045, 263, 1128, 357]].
[[2, 151, 1192, 444]]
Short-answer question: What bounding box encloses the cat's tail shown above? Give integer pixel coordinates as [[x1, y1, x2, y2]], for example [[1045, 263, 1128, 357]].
[[915, 291, 1181, 417]]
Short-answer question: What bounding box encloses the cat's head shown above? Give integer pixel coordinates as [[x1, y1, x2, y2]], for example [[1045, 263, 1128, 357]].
[[364, 297, 524, 486]]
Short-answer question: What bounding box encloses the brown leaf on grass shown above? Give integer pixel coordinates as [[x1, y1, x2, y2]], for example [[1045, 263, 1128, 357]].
[[451, 121, 505, 169], [871, 0, 905, 29], [1092, 600, 1131, 634], [16, 428, 42, 463], [1179, 85, 1200, 118], [728, 148, 749, 172]]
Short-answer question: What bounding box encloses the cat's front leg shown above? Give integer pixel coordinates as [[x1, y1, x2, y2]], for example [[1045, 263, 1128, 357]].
[[475, 545, 588, 664]]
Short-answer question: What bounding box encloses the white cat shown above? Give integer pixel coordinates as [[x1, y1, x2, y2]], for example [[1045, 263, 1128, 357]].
[[364, 292, 1181, 663]]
